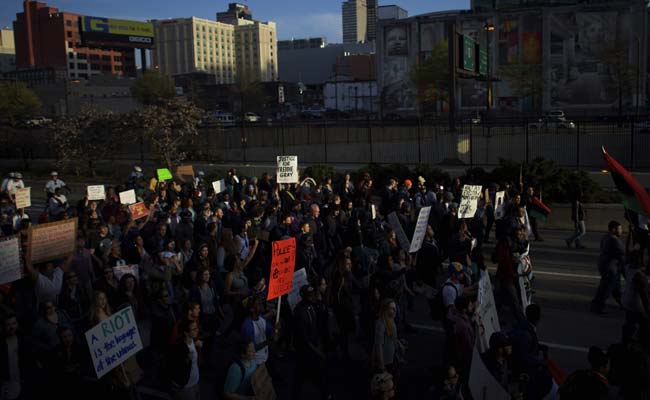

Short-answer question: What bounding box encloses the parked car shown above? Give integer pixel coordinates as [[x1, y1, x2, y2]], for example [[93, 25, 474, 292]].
[[244, 112, 261, 122], [528, 116, 576, 130], [24, 116, 52, 127], [213, 111, 235, 127], [545, 109, 566, 119]]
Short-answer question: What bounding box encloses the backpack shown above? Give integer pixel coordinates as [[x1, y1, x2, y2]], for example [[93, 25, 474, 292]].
[[428, 282, 457, 321]]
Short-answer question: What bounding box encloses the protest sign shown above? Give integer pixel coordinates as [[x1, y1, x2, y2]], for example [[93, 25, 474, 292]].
[[276, 155, 298, 184], [27, 219, 77, 264], [85, 306, 143, 379], [212, 179, 226, 193], [476, 270, 501, 353], [409, 206, 431, 253], [15, 187, 31, 209], [458, 185, 483, 219], [469, 345, 511, 400], [128, 202, 149, 220], [119, 189, 137, 205], [287, 268, 308, 311], [371, 204, 377, 220], [87, 185, 106, 201], [387, 212, 411, 252], [113, 265, 139, 282], [157, 168, 172, 181], [494, 191, 506, 220], [267, 238, 296, 301], [148, 178, 158, 191], [175, 165, 195, 183], [0, 236, 22, 285], [517, 264, 531, 310], [251, 364, 277, 400]]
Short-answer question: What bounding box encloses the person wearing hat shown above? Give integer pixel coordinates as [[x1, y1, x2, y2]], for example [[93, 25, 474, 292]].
[[482, 332, 515, 392], [5, 172, 24, 203], [0, 172, 14, 194], [44, 171, 68, 199], [399, 179, 413, 204]]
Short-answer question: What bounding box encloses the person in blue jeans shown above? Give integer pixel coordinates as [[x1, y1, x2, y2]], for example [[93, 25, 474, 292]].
[[591, 221, 625, 314], [566, 192, 586, 249]]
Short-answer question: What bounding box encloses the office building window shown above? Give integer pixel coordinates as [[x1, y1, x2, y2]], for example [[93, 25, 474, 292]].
[[114, 56, 122, 62], [69, 62, 75, 69], [67, 31, 72, 38], [102, 65, 111, 71], [78, 53, 87, 59], [68, 41, 73, 48], [66, 20, 72, 27], [79, 73, 88, 79], [90, 54, 99, 60], [68, 52, 74, 59], [91, 64, 100, 70], [101, 55, 111, 61], [115, 66, 122, 71]]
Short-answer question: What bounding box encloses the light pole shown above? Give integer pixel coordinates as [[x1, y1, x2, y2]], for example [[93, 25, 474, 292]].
[[636, 36, 641, 117], [484, 22, 495, 111]]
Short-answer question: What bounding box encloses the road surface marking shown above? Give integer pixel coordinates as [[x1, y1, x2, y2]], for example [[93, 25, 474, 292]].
[[411, 323, 588, 353], [487, 267, 600, 280]]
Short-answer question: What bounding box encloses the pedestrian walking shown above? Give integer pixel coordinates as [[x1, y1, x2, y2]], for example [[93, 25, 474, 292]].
[[591, 221, 625, 314], [565, 191, 586, 249]]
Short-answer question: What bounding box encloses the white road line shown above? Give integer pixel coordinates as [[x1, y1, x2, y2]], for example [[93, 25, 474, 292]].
[[411, 323, 588, 353], [487, 267, 600, 280]]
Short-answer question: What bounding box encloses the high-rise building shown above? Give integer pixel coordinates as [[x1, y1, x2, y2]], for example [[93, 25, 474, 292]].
[[0, 29, 16, 73], [366, 0, 378, 42], [216, 3, 254, 26], [13, 1, 136, 78], [234, 20, 277, 83], [342, 0, 367, 44], [377, 5, 408, 20]]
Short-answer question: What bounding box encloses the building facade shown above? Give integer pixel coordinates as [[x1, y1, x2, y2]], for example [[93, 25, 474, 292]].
[[278, 37, 327, 50], [13, 1, 136, 78], [234, 20, 278, 83], [216, 3, 254, 26], [377, 5, 409, 20], [342, 0, 368, 44], [0, 29, 16, 73], [366, 0, 378, 42]]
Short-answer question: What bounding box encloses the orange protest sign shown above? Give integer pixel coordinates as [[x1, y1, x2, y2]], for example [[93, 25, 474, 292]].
[[128, 202, 149, 220], [266, 238, 296, 301]]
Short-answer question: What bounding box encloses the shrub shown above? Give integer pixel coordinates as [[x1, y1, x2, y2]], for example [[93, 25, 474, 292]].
[[303, 164, 336, 182]]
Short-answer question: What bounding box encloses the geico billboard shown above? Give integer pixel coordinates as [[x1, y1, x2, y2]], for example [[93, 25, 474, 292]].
[[81, 16, 154, 48]]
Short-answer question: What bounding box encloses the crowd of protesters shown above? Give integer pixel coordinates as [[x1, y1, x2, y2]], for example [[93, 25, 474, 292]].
[[0, 165, 647, 400]]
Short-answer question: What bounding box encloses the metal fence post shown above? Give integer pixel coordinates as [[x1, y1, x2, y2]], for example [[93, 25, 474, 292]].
[[417, 118, 422, 164], [631, 118, 635, 169], [368, 117, 373, 164], [575, 121, 580, 170]]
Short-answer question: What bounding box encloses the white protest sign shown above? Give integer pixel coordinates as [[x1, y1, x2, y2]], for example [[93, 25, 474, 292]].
[[494, 191, 506, 220], [0, 236, 23, 285], [371, 204, 377, 220], [118, 189, 137, 205], [469, 345, 511, 400], [458, 185, 482, 219], [15, 187, 31, 209], [517, 263, 530, 311], [409, 206, 431, 253], [85, 306, 143, 379], [276, 155, 298, 184], [212, 179, 226, 193], [113, 264, 139, 282], [87, 185, 106, 201], [476, 270, 501, 353], [287, 268, 308, 311], [387, 212, 410, 252]]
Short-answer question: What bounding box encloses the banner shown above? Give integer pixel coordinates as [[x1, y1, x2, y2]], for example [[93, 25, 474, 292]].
[[459, 185, 483, 219], [494, 191, 506, 220], [87, 185, 106, 201], [409, 206, 431, 253], [113, 264, 139, 282], [119, 189, 137, 205], [128, 202, 149, 220], [267, 238, 296, 300], [85, 306, 143, 379], [157, 168, 172, 181], [27, 219, 77, 264], [387, 212, 411, 252], [212, 179, 226, 193], [469, 345, 511, 400], [0, 236, 22, 285], [15, 187, 31, 209], [287, 268, 308, 311], [276, 155, 298, 184], [476, 270, 501, 353], [251, 363, 277, 400], [175, 165, 195, 183]]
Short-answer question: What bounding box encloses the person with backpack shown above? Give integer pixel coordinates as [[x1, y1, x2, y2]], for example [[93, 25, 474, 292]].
[[223, 339, 258, 400]]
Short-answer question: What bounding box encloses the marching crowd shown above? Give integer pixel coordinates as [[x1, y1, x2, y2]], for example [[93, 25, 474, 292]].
[[0, 166, 647, 400]]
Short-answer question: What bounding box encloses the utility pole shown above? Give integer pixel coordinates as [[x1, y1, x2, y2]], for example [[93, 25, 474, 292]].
[[447, 21, 457, 133]]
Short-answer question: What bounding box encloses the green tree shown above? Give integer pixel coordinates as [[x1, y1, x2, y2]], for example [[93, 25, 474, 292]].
[[499, 64, 543, 111], [599, 39, 635, 118], [411, 40, 449, 112], [130, 70, 176, 105], [0, 82, 41, 125]]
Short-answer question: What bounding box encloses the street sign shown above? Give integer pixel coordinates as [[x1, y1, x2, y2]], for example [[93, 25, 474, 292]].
[[479, 47, 488, 76], [463, 35, 476, 71], [278, 85, 285, 104]]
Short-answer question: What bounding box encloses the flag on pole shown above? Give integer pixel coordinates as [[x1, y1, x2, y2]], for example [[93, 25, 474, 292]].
[[602, 147, 650, 217], [528, 196, 551, 222]]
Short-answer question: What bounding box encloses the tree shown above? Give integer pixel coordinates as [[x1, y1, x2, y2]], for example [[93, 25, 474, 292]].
[[599, 39, 635, 118], [130, 70, 176, 105], [0, 81, 41, 125], [230, 78, 268, 116], [499, 64, 543, 111], [411, 40, 449, 112]]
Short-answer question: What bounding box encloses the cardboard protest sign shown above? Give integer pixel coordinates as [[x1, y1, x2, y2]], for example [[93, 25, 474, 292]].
[[409, 206, 431, 253], [267, 238, 296, 301], [87, 185, 106, 201], [128, 202, 149, 220], [148, 178, 158, 191], [469, 345, 510, 400], [287, 268, 308, 311], [85, 306, 143, 379], [494, 191, 506, 220], [15, 187, 31, 209], [157, 168, 172, 181], [0, 236, 23, 285], [113, 265, 139, 282], [476, 270, 501, 353], [251, 363, 277, 400], [175, 165, 195, 183], [212, 179, 226, 193], [458, 185, 482, 219], [276, 155, 298, 184], [27, 219, 77, 264], [119, 189, 137, 205], [387, 212, 410, 252]]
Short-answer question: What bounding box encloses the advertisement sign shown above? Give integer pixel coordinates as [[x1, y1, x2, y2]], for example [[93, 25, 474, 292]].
[[15, 187, 31, 209], [409, 206, 431, 253], [128, 202, 149, 220], [0, 236, 23, 285], [27, 219, 77, 264], [87, 185, 106, 201], [85, 307, 143, 379], [267, 238, 297, 301], [385, 25, 409, 57], [387, 212, 411, 252], [458, 185, 483, 219], [81, 16, 154, 48], [119, 189, 137, 205], [276, 156, 298, 184]]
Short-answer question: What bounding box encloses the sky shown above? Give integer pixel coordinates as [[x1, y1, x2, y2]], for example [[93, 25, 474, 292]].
[[1, 0, 470, 43]]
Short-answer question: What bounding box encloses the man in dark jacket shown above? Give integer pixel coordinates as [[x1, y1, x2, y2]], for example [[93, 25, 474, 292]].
[[167, 319, 202, 399], [0, 314, 35, 400], [591, 221, 625, 314]]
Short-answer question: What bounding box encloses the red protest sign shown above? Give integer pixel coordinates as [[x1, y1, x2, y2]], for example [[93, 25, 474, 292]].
[[128, 202, 149, 220], [267, 238, 296, 301]]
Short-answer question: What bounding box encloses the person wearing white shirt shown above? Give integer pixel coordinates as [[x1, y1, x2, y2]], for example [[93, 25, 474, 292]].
[[5, 173, 24, 201], [44, 172, 67, 198], [24, 255, 72, 305]]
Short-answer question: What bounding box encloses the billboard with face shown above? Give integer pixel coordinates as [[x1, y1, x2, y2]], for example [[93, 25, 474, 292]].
[[81, 16, 154, 49], [385, 25, 409, 57]]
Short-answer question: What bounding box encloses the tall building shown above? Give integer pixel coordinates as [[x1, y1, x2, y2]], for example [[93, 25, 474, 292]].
[[234, 20, 278, 82], [366, 0, 378, 41], [378, 5, 409, 20], [13, 1, 136, 78], [217, 3, 253, 25], [0, 29, 16, 73], [342, 0, 367, 44]]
